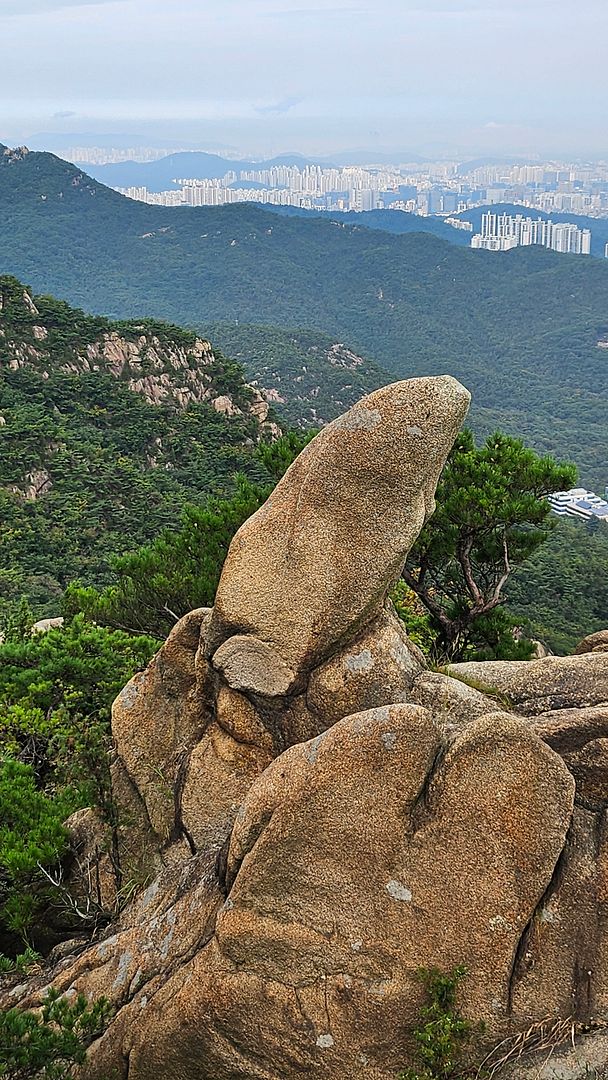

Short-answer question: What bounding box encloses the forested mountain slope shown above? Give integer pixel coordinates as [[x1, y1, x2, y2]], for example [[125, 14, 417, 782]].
[[270, 202, 608, 257], [263, 203, 473, 246], [1, 146, 607, 486], [207, 323, 388, 426], [0, 273, 605, 654], [0, 275, 279, 614], [509, 516, 608, 654]]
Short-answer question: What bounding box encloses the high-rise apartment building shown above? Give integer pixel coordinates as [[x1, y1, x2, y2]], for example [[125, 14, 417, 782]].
[[472, 212, 591, 255]]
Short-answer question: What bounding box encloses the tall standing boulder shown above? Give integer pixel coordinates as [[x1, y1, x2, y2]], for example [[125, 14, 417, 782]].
[[207, 375, 471, 682], [108, 376, 471, 865]]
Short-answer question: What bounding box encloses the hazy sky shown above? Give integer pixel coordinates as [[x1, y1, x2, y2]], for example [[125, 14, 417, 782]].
[[1, 0, 606, 157]]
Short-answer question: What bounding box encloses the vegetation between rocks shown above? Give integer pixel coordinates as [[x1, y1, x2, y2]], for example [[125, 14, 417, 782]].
[[0, 989, 111, 1079], [398, 966, 479, 1080]]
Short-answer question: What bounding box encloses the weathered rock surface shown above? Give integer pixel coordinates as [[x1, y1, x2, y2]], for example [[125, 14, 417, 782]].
[[12, 705, 573, 1080], [409, 669, 499, 736], [208, 375, 471, 677], [449, 653, 608, 714], [503, 1028, 608, 1079], [4, 376, 608, 1080], [212, 633, 298, 697], [112, 608, 213, 848], [306, 607, 423, 727], [574, 629, 608, 655]]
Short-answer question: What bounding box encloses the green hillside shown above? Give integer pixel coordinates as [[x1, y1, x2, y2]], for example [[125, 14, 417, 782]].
[[1, 147, 607, 488], [207, 323, 388, 426], [0, 273, 605, 654], [0, 275, 280, 617], [509, 516, 608, 655]]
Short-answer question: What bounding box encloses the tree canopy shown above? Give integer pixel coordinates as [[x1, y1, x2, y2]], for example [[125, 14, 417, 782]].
[[403, 429, 577, 660]]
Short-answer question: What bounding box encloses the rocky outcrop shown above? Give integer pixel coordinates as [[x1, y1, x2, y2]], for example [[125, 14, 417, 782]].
[[3, 376, 608, 1080], [0, 277, 279, 437], [208, 375, 471, 676], [575, 629, 608, 655], [449, 653, 608, 714], [107, 376, 470, 877]]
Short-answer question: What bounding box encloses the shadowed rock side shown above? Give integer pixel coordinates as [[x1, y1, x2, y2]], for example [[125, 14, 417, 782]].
[[2, 375, 608, 1080]]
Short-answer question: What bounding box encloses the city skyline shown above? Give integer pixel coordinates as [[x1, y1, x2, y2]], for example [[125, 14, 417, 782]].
[[86, 156, 608, 253], [1, 0, 607, 158]]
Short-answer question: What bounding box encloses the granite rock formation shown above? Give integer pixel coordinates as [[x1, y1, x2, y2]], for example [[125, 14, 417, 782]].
[[3, 375, 608, 1080]]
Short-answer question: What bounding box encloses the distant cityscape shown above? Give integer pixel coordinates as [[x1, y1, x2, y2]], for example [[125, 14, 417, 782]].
[[111, 158, 608, 217], [76, 153, 608, 256]]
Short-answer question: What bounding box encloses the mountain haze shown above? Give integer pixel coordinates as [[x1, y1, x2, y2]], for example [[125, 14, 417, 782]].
[[78, 151, 332, 192]]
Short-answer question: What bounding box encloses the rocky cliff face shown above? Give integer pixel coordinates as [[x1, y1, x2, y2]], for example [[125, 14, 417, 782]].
[[0, 276, 277, 428], [3, 376, 608, 1080]]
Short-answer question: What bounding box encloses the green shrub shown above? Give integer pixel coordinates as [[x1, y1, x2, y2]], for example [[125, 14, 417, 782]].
[[0, 620, 158, 946], [0, 988, 111, 1079], [0, 948, 42, 975], [391, 581, 438, 655], [399, 966, 479, 1080], [0, 759, 79, 942]]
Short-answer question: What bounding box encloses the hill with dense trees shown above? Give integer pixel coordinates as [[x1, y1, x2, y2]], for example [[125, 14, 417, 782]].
[[272, 202, 608, 257], [0, 268, 605, 655], [0, 275, 282, 619], [207, 323, 388, 426]]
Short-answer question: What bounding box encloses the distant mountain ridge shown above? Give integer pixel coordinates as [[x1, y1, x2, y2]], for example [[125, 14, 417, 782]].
[[72, 149, 427, 191], [1, 146, 607, 488], [74, 151, 338, 191], [262, 204, 473, 247]]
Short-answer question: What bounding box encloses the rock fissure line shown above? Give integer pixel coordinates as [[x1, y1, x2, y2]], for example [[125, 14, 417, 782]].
[[409, 742, 447, 834], [506, 814, 575, 1015], [172, 748, 198, 854]]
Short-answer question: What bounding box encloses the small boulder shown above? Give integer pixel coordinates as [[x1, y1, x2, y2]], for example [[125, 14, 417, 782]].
[[212, 634, 298, 697], [574, 629, 608, 655]]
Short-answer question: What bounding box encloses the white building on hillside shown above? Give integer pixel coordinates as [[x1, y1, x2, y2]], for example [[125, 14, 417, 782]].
[[547, 488, 608, 522]]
